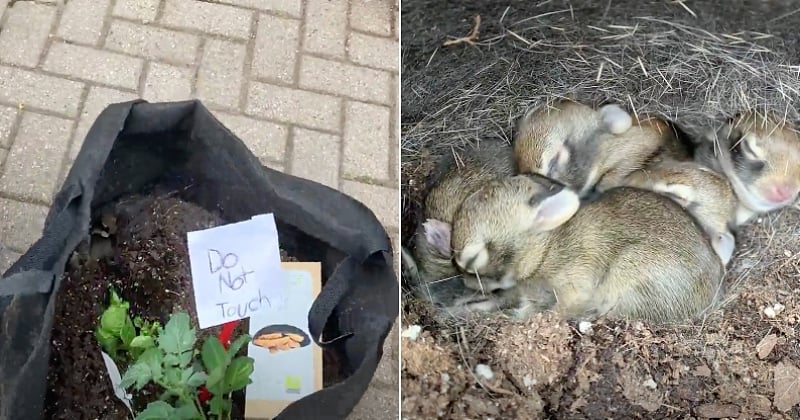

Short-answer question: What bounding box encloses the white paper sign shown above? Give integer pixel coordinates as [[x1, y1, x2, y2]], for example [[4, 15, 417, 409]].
[[187, 213, 283, 329]]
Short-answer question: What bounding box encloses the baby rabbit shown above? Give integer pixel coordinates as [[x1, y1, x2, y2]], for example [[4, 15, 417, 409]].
[[695, 111, 800, 226], [514, 99, 690, 196], [402, 138, 516, 297], [451, 174, 724, 324], [622, 160, 738, 265]]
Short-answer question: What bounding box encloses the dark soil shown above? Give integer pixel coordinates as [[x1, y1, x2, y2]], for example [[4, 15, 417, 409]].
[[44, 195, 333, 420]]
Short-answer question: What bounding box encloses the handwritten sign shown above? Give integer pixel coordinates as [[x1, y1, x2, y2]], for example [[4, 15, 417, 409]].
[[187, 214, 283, 329]]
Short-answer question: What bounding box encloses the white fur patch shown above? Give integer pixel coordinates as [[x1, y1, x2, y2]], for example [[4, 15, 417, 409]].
[[456, 242, 489, 273], [599, 104, 633, 134], [654, 182, 695, 207], [713, 231, 736, 265]]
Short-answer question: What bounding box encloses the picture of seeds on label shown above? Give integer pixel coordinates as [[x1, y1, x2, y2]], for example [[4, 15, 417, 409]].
[[252, 324, 311, 354]]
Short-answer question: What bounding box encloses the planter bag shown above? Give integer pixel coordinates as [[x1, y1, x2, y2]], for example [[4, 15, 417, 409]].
[[0, 100, 398, 420]]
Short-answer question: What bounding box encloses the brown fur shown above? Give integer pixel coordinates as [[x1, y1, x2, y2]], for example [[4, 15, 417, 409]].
[[622, 159, 738, 264], [514, 99, 685, 196], [451, 175, 724, 324], [695, 110, 800, 225], [404, 139, 515, 289]]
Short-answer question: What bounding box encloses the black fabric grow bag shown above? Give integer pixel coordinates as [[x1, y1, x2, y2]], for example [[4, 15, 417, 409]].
[[0, 100, 398, 420]]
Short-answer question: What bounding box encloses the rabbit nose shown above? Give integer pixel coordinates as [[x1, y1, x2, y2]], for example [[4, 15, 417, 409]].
[[765, 184, 797, 203]]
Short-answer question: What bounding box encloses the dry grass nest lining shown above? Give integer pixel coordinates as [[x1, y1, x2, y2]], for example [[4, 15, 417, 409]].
[[401, 6, 800, 171]]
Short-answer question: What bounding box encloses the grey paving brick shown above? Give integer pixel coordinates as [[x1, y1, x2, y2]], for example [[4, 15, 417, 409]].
[[0, 199, 49, 252], [290, 127, 340, 189], [0, 148, 6, 170], [0, 246, 21, 274], [348, 32, 399, 71], [350, 0, 393, 37], [0, 112, 72, 204], [0, 0, 8, 22], [143, 63, 193, 102], [246, 82, 341, 131], [373, 319, 399, 385], [0, 66, 84, 117], [299, 55, 391, 104], [219, 0, 302, 18], [213, 112, 288, 162], [252, 14, 300, 83], [303, 0, 347, 58], [0, 2, 57, 67], [341, 180, 398, 228], [0, 106, 17, 148], [263, 160, 285, 172], [349, 384, 399, 420], [57, 0, 111, 45], [113, 0, 160, 22], [197, 39, 246, 110], [161, 0, 254, 39], [70, 87, 139, 161], [105, 20, 200, 65], [43, 42, 143, 90], [343, 101, 391, 181]]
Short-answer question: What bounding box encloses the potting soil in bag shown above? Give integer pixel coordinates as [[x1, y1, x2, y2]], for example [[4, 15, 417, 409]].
[[0, 100, 398, 420]]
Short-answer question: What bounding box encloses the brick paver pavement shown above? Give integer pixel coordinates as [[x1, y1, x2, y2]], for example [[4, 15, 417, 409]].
[[0, 0, 399, 417]]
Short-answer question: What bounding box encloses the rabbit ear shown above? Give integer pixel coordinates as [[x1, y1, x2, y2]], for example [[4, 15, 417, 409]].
[[530, 187, 580, 232], [712, 231, 735, 266], [599, 104, 632, 134], [422, 219, 452, 256]]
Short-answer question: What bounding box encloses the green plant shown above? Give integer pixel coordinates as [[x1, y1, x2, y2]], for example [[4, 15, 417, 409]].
[[120, 311, 255, 420], [96, 289, 160, 362]]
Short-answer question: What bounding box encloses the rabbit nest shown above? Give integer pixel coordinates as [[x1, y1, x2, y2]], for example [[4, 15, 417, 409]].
[[400, 1, 800, 418]]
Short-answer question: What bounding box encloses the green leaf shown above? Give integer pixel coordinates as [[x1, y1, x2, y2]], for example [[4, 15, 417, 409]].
[[224, 356, 255, 392], [178, 350, 194, 368], [227, 334, 251, 358], [164, 367, 181, 389], [121, 361, 151, 391], [208, 395, 230, 416], [96, 327, 120, 356], [186, 371, 208, 388], [120, 318, 136, 347], [135, 401, 175, 420], [163, 353, 181, 367], [130, 335, 156, 349], [100, 306, 128, 336], [201, 338, 228, 373], [159, 312, 195, 354], [109, 289, 125, 307], [179, 367, 193, 384], [205, 366, 226, 395], [139, 347, 163, 382], [173, 402, 201, 420]]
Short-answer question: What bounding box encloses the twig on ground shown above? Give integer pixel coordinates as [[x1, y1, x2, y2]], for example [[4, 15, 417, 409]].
[[443, 15, 481, 47]]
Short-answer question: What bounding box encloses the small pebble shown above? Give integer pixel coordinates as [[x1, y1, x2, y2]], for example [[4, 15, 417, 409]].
[[642, 378, 657, 390], [773, 303, 785, 314], [523, 374, 536, 387], [401, 325, 422, 341], [764, 306, 776, 318], [578, 321, 593, 334], [475, 364, 494, 381]]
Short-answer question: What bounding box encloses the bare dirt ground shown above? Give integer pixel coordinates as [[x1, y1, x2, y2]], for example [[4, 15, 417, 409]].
[[400, 0, 800, 418]]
